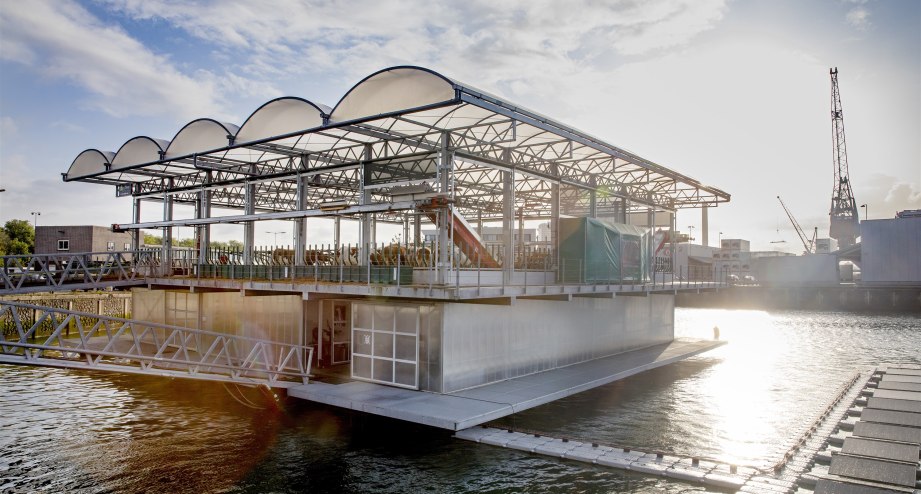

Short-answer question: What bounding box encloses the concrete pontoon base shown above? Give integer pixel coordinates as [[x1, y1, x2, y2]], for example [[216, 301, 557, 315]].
[[288, 338, 724, 430]]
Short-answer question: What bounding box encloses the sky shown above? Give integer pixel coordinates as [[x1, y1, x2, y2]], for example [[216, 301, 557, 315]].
[[1, 0, 919, 252]]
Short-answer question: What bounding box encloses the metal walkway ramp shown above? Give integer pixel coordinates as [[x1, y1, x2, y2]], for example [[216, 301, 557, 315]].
[[1, 251, 147, 295], [0, 301, 313, 388]]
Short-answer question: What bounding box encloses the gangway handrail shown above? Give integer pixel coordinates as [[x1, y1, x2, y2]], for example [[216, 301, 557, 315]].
[[0, 301, 313, 387], [1, 250, 148, 294]]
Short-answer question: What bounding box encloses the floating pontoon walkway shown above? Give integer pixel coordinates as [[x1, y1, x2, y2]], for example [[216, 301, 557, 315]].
[[454, 364, 876, 493], [804, 365, 921, 493], [289, 338, 723, 430]]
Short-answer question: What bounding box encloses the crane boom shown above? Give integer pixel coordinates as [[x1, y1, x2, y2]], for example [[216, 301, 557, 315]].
[[777, 196, 814, 254]]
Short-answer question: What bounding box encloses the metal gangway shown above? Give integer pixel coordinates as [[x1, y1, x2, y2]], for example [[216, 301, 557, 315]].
[[0, 301, 313, 388], [1, 251, 150, 295]]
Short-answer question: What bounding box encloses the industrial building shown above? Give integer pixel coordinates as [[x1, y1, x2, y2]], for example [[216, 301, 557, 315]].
[[859, 214, 921, 286]]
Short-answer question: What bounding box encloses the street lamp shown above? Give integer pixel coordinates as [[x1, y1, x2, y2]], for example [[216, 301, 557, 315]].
[[30, 211, 41, 229], [688, 225, 695, 243], [860, 204, 867, 221], [266, 231, 287, 246], [718, 231, 724, 246]]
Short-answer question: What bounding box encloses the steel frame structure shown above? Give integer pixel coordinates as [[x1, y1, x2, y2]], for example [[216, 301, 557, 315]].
[[1, 250, 145, 294], [0, 301, 312, 387], [63, 66, 730, 283]]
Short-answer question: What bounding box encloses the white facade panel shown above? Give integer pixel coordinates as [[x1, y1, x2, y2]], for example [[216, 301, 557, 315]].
[[752, 255, 839, 286], [439, 295, 674, 393], [860, 217, 921, 286]]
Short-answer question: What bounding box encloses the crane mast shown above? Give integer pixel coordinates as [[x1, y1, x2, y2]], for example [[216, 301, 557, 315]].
[[828, 67, 860, 247]]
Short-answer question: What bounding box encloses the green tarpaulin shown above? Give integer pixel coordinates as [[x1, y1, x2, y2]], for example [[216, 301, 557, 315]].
[[558, 217, 650, 283]]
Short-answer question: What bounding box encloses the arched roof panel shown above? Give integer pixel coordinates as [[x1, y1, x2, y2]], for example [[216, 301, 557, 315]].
[[65, 149, 115, 181], [330, 66, 457, 123], [112, 136, 170, 169], [164, 118, 239, 160], [235, 97, 328, 144]]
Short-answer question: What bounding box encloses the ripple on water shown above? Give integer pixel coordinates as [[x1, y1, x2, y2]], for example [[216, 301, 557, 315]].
[[1, 308, 920, 492]]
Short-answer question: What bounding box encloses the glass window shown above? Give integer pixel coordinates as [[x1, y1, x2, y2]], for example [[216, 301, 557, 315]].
[[124, 243, 131, 250], [107, 241, 115, 251], [57, 240, 69, 251]]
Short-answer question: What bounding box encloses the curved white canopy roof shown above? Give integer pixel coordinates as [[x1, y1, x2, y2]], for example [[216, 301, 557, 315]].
[[330, 67, 456, 123], [64, 65, 730, 215], [112, 136, 169, 170], [66, 149, 115, 179], [236, 97, 328, 144], [164, 119, 239, 160]]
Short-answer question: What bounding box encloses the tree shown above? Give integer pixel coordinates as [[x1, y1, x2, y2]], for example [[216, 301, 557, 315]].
[[0, 229, 10, 257], [2, 220, 34, 254], [143, 233, 162, 245], [211, 239, 243, 251]]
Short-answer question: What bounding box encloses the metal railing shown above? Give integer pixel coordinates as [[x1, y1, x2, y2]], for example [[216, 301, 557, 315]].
[[2, 245, 731, 294], [0, 301, 313, 387], [0, 251, 144, 294]]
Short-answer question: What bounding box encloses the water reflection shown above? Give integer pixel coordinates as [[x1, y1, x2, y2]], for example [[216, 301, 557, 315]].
[[1, 308, 920, 493]]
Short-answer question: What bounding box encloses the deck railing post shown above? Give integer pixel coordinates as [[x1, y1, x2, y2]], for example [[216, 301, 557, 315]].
[[524, 245, 528, 290]]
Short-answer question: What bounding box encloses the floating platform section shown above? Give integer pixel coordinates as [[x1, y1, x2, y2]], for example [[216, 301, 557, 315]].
[[802, 365, 921, 493], [288, 338, 723, 430]]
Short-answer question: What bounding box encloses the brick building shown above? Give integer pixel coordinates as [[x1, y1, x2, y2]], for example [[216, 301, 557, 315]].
[[35, 226, 133, 255]]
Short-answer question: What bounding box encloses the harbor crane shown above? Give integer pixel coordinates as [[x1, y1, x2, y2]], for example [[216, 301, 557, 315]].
[[777, 196, 817, 254], [828, 68, 860, 247]]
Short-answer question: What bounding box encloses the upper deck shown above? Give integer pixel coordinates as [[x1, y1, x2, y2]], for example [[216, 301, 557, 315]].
[[57, 66, 730, 294]]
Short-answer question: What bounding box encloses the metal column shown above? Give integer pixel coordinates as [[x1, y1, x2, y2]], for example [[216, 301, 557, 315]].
[[359, 145, 372, 262], [131, 198, 141, 251], [197, 181, 211, 263], [437, 134, 453, 285], [162, 192, 173, 277], [701, 205, 709, 247], [503, 170, 516, 283], [402, 215, 410, 245], [334, 217, 341, 251], [646, 207, 654, 282], [243, 182, 255, 265], [550, 182, 560, 269], [295, 174, 309, 265], [589, 178, 597, 218]]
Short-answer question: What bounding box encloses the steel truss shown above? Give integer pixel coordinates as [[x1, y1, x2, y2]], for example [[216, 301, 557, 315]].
[[71, 89, 729, 227], [1, 251, 145, 294], [0, 301, 313, 387]]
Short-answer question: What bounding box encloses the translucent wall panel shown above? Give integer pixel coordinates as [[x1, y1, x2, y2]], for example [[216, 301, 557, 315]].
[[440, 295, 674, 393], [351, 301, 425, 389]]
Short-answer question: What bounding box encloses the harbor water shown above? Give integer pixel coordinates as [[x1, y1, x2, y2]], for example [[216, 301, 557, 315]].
[[2, 308, 920, 493]]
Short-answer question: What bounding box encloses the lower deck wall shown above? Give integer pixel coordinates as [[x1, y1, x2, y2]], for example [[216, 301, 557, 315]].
[[132, 288, 303, 346], [439, 294, 674, 393]]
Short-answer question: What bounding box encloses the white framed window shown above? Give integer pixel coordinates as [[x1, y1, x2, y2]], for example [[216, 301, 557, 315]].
[[107, 241, 115, 251], [57, 240, 70, 251], [124, 243, 131, 250]]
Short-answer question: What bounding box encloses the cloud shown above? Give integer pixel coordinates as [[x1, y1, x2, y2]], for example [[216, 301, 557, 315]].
[[0, 0, 224, 120], [846, 7, 871, 30], [857, 174, 921, 218], [100, 0, 728, 91]]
